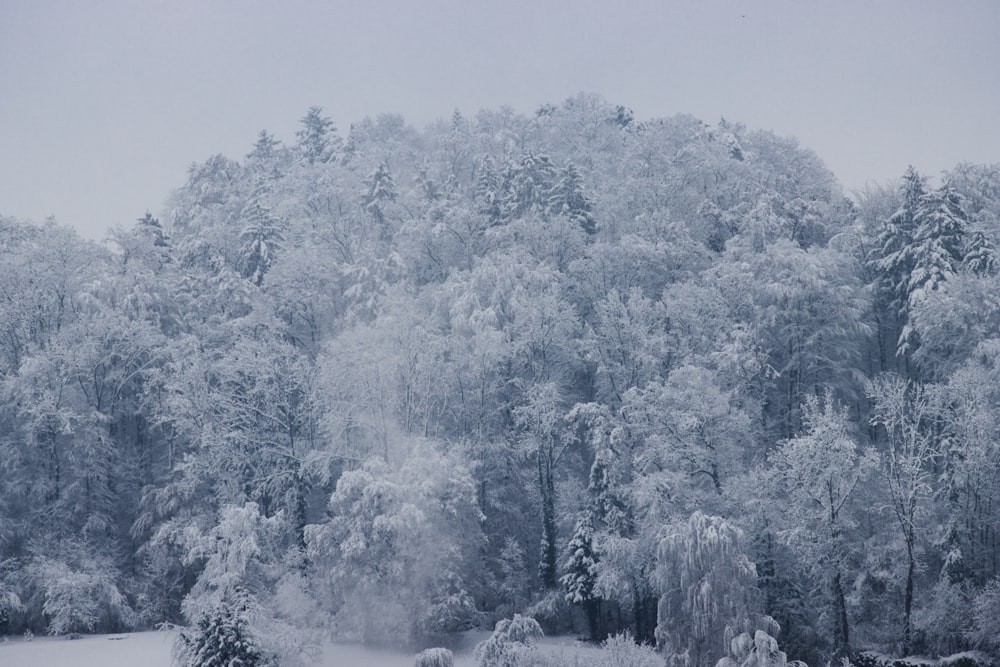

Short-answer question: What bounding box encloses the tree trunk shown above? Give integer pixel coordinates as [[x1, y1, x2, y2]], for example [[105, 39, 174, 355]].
[[902, 539, 915, 655], [537, 450, 558, 589], [584, 598, 600, 642], [832, 567, 850, 657]]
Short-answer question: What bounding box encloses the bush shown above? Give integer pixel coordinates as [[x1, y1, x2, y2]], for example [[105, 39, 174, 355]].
[[174, 598, 274, 667], [28, 554, 134, 635], [524, 590, 575, 636], [415, 647, 455, 667], [715, 630, 807, 667], [601, 632, 661, 667], [968, 577, 1000, 652], [475, 614, 544, 667]]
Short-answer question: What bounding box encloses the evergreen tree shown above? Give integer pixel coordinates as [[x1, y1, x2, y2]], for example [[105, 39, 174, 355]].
[[136, 211, 168, 247], [246, 130, 281, 162], [560, 512, 601, 640], [238, 196, 284, 286], [295, 106, 336, 164], [362, 161, 397, 228], [875, 166, 926, 360], [908, 183, 968, 299], [548, 164, 596, 235], [175, 595, 271, 667]]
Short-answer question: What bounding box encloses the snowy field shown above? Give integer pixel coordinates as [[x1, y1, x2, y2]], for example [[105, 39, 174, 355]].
[[0, 630, 601, 667]]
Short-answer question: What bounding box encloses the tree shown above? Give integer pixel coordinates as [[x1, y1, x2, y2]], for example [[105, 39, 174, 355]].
[[514, 383, 571, 590], [547, 164, 596, 235], [771, 391, 877, 657], [174, 596, 270, 667], [560, 512, 600, 640], [656, 511, 773, 667], [305, 443, 483, 644], [474, 614, 544, 667], [866, 374, 944, 654], [874, 167, 926, 366], [908, 184, 968, 299], [237, 193, 285, 287], [295, 107, 337, 164]]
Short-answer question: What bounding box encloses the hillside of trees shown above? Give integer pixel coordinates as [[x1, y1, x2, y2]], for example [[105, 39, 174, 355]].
[[2, 94, 1000, 666]]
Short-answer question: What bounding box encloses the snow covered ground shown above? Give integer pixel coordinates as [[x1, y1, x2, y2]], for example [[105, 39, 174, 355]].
[[0, 630, 601, 666], [0, 632, 176, 667]]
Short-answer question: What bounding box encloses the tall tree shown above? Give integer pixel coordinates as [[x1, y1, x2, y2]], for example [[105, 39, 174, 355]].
[[867, 374, 944, 655]]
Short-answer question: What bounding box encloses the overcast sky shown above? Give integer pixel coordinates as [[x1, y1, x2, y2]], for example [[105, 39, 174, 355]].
[[2, 0, 999, 240]]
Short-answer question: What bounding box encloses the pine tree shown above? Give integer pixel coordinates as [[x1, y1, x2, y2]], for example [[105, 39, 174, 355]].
[[560, 512, 601, 640], [136, 211, 168, 247], [875, 167, 926, 360], [176, 595, 270, 667], [238, 196, 284, 286], [246, 130, 280, 162], [295, 106, 336, 164], [908, 184, 968, 299], [362, 161, 397, 227], [547, 164, 596, 235]]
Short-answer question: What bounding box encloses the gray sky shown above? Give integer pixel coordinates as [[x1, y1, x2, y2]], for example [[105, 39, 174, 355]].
[[2, 0, 999, 240]]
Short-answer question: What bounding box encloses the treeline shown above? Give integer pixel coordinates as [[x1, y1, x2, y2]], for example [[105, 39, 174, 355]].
[[1, 93, 1000, 666]]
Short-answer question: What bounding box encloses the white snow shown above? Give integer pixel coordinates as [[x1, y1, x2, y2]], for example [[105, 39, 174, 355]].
[[0, 632, 175, 667], [0, 631, 602, 667]]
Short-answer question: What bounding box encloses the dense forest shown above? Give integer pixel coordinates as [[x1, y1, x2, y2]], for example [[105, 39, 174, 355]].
[[2, 93, 1000, 667]]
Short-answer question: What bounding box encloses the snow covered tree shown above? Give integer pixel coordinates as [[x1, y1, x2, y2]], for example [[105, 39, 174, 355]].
[[560, 512, 600, 640], [305, 442, 483, 644], [295, 106, 337, 164], [238, 196, 284, 286], [874, 167, 926, 363], [474, 614, 544, 667], [908, 184, 968, 299], [415, 647, 455, 667], [715, 630, 805, 667], [547, 164, 596, 235], [514, 383, 571, 590], [497, 537, 530, 613], [866, 374, 945, 655], [771, 390, 877, 657], [174, 590, 272, 667], [656, 512, 773, 667], [362, 160, 397, 228]]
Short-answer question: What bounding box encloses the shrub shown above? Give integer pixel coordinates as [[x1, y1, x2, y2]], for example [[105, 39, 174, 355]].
[[415, 647, 455, 667], [715, 630, 807, 667], [602, 632, 661, 667], [475, 614, 544, 667], [29, 555, 134, 635], [174, 597, 274, 667]]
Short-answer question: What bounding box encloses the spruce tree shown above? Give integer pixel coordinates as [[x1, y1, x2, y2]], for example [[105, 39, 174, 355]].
[[560, 512, 601, 640]]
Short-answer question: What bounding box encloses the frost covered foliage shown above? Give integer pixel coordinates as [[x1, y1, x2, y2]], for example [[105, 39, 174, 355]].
[[474, 614, 544, 667], [415, 646, 455, 667], [174, 592, 274, 667], [176, 503, 317, 666], [657, 512, 775, 667], [20, 547, 134, 635], [485, 632, 660, 667], [177, 503, 282, 626], [715, 630, 806, 667], [560, 513, 599, 639], [497, 537, 531, 614], [967, 577, 1000, 651], [306, 441, 484, 644], [599, 632, 662, 667]]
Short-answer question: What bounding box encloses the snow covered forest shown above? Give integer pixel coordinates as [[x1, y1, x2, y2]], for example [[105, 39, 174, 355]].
[[2, 94, 1000, 666]]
